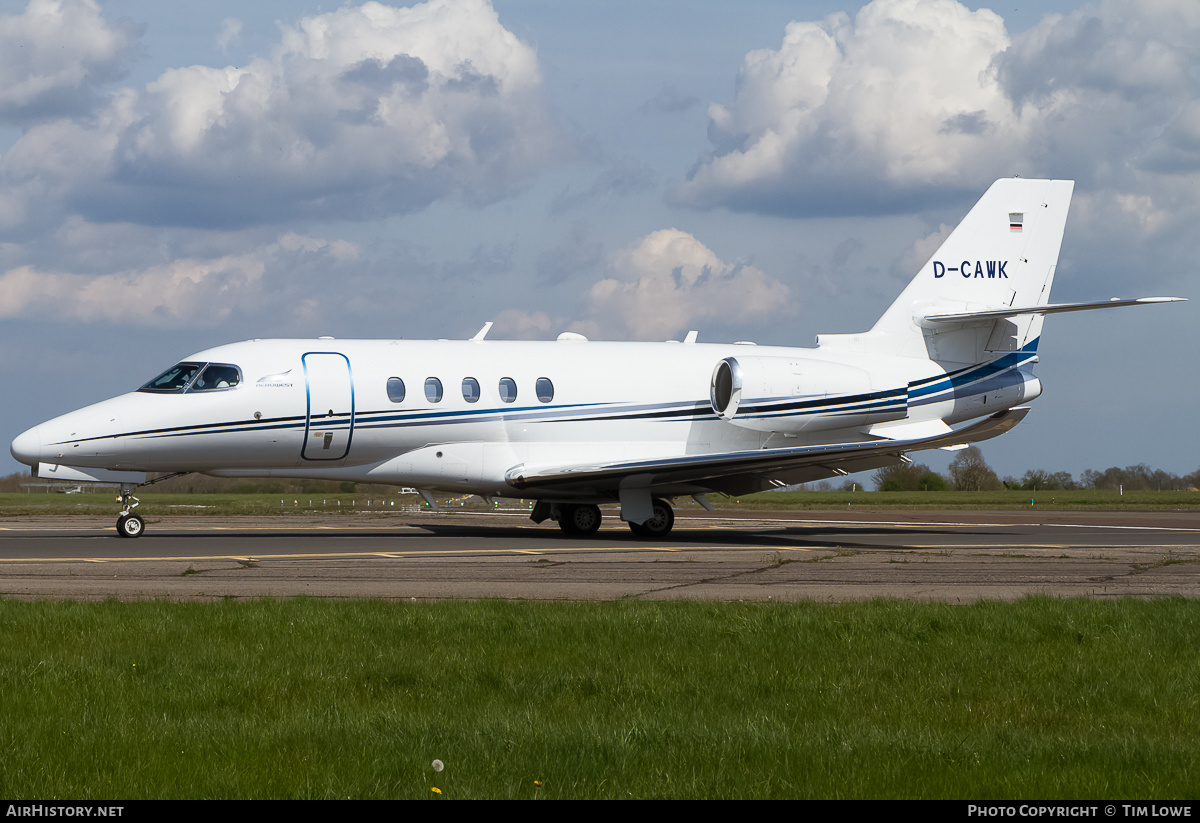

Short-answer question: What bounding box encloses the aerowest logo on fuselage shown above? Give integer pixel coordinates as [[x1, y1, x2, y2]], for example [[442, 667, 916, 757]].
[[933, 260, 1008, 278]]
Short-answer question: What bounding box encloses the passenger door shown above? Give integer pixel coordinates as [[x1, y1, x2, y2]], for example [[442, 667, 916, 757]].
[[302, 352, 354, 460]]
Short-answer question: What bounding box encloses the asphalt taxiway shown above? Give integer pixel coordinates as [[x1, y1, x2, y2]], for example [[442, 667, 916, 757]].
[[0, 509, 1197, 601]]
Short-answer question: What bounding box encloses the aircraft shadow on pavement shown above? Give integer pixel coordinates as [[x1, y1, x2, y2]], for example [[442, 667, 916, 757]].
[[405, 522, 994, 550], [105, 521, 1010, 551]]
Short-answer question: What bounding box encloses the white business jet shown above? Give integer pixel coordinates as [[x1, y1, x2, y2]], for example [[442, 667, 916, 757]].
[[10, 178, 1185, 538]]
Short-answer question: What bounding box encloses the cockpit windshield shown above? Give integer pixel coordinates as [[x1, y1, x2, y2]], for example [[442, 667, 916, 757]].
[[138, 362, 241, 393], [139, 362, 204, 392]]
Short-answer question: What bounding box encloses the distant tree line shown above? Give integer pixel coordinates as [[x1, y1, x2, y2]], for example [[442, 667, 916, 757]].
[[870, 448, 1200, 492], [872, 447, 1002, 491]]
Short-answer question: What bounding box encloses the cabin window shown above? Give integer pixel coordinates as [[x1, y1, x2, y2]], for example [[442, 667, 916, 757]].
[[189, 364, 242, 392], [536, 377, 554, 403], [498, 377, 517, 403], [462, 377, 480, 403], [425, 377, 443, 403], [138, 362, 204, 393], [386, 377, 405, 403]]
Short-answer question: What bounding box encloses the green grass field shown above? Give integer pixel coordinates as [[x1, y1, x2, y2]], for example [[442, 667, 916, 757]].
[[1, 597, 1197, 799]]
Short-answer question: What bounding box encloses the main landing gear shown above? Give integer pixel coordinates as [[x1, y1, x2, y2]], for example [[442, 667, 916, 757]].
[[557, 503, 603, 536], [535, 498, 676, 538], [628, 498, 674, 539]]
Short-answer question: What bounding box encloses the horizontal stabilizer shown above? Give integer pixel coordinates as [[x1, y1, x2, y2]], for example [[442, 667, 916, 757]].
[[920, 297, 1186, 327], [506, 408, 1030, 493]]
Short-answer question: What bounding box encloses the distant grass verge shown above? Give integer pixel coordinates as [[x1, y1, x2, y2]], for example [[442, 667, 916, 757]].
[[0, 597, 1197, 799], [734, 488, 1200, 511], [0, 492, 435, 518], [1, 488, 1197, 518]]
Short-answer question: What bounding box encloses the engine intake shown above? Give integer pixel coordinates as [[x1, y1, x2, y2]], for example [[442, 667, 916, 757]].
[[709, 355, 905, 433], [710, 358, 742, 419]]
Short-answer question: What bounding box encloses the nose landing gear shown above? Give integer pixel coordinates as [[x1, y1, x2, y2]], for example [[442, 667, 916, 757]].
[[111, 472, 188, 538], [116, 484, 144, 538], [117, 512, 144, 538]]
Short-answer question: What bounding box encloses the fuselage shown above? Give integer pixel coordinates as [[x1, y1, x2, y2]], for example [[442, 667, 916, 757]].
[[10, 336, 1041, 500]]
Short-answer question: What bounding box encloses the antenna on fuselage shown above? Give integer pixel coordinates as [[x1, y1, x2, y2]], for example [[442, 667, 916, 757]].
[[471, 321, 493, 341]]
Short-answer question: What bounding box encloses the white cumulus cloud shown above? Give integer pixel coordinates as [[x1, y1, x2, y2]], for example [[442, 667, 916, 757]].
[[493, 229, 793, 342], [583, 229, 792, 340], [673, 0, 1200, 227], [0, 0, 564, 228], [673, 0, 1019, 215], [0, 0, 140, 123], [0, 233, 359, 327]]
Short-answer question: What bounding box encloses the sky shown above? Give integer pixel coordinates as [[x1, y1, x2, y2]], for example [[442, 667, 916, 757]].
[[0, 0, 1196, 484]]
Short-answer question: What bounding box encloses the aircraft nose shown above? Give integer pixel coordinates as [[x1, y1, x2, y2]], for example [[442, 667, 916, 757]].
[[10, 424, 44, 467]]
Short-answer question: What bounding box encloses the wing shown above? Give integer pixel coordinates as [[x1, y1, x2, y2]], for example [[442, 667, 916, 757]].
[[506, 407, 1029, 496]]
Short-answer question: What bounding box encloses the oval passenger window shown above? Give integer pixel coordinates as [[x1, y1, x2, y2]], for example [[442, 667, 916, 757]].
[[462, 377, 480, 403], [425, 377, 443, 403], [387, 377, 405, 403], [498, 377, 517, 403]]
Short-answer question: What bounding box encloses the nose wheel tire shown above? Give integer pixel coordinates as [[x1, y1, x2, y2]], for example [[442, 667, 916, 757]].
[[117, 513, 145, 538], [628, 498, 674, 539]]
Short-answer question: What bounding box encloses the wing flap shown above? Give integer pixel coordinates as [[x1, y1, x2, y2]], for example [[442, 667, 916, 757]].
[[867, 418, 953, 441], [506, 407, 1029, 493]]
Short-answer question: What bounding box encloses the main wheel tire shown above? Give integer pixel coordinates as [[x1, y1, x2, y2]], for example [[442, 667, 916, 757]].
[[116, 513, 145, 538], [628, 498, 674, 539], [558, 504, 602, 536]]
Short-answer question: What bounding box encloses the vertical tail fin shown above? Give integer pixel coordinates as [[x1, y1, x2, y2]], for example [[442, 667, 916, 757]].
[[819, 178, 1075, 365]]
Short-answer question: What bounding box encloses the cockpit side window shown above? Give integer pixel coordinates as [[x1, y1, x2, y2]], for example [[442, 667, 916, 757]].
[[138, 362, 204, 393], [138, 361, 242, 393], [190, 364, 242, 392]]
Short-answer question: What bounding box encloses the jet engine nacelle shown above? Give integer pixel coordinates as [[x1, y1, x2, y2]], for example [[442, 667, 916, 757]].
[[709, 355, 905, 434]]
